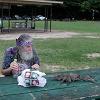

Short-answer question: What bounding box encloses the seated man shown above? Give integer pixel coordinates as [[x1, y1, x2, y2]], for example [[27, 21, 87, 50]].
[[2, 34, 40, 76]]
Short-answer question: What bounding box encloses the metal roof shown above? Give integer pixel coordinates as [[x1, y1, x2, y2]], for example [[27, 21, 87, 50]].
[[0, 0, 63, 5]]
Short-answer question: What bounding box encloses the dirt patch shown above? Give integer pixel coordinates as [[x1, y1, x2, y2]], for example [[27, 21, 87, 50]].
[[40, 63, 91, 73], [86, 53, 100, 59], [1, 30, 98, 40], [40, 63, 66, 72], [84, 36, 100, 38], [0, 31, 79, 40]]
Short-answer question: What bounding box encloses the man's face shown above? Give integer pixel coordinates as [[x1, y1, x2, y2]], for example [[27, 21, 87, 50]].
[[19, 45, 33, 61], [21, 45, 33, 53]]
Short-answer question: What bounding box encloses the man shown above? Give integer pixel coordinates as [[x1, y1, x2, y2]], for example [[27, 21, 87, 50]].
[[2, 34, 40, 76]]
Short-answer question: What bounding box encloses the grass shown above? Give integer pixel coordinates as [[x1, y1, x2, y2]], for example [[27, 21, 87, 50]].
[[1, 38, 100, 72], [36, 21, 100, 34], [2, 20, 100, 34], [35, 38, 100, 68], [1, 20, 100, 72]]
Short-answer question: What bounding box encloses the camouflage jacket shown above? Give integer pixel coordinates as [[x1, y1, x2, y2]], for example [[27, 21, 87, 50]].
[[2, 47, 40, 69]]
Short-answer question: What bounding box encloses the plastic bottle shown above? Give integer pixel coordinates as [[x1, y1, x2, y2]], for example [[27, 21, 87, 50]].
[[12, 59, 19, 78]]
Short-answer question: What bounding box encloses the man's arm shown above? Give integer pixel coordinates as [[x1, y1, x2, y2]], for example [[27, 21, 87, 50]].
[[1, 67, 12, 75], [2, 61, 19, 75], [2, 47, 15, 75]]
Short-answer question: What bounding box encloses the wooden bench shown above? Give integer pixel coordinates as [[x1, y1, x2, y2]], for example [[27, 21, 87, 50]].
[[0, 68, 100, 100]]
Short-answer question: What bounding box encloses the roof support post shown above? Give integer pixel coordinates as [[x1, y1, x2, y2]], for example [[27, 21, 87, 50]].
[[8, 4, 11, 32], [50, 5, 52, 32], [1, 4, 3, 32], [31, 6, 35, 29], [44, 6, 48, 32]]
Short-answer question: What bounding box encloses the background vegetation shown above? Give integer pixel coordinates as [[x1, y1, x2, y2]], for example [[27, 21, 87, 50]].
[[0, 0, 100, 20], [53, 0, 100, 20]]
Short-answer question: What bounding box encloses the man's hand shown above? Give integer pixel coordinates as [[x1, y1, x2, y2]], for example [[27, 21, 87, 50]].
[[31, 64, 40, 70], [10, 61, 19, 71]]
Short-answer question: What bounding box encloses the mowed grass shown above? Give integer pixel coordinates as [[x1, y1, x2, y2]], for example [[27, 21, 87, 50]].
[[1, 21, 100, 72], [35, 21, 100, 34], [1, 38, 100, 71], [3, 20, 100, 33], [35, 38, 100, 69]]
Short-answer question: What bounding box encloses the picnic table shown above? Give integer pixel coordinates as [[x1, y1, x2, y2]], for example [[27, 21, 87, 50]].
[[0, 68, 100, 100], [12, 22, 26, 28]]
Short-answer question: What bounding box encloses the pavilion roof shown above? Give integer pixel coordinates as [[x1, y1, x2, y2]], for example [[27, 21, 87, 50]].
[[0, 0, 63, 5]]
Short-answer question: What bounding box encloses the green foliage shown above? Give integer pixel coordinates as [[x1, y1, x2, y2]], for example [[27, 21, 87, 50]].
[[88, 0, 100, 9], [80, 1, 91, 12], [55, 0, 100, 9], [54, 0, 100, 19]]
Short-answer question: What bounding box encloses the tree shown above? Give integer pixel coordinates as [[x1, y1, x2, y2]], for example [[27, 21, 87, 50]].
[[52, 0, 100, 20], [80, 1, 91, 12]]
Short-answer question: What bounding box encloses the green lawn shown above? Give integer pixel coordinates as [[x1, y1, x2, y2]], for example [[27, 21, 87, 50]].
[[35, 38, 100, 68], [36, 21, 100, 34], [2, 20, 100, 33], [1, 38, 100, 72], [1, 20, 100, 72]]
